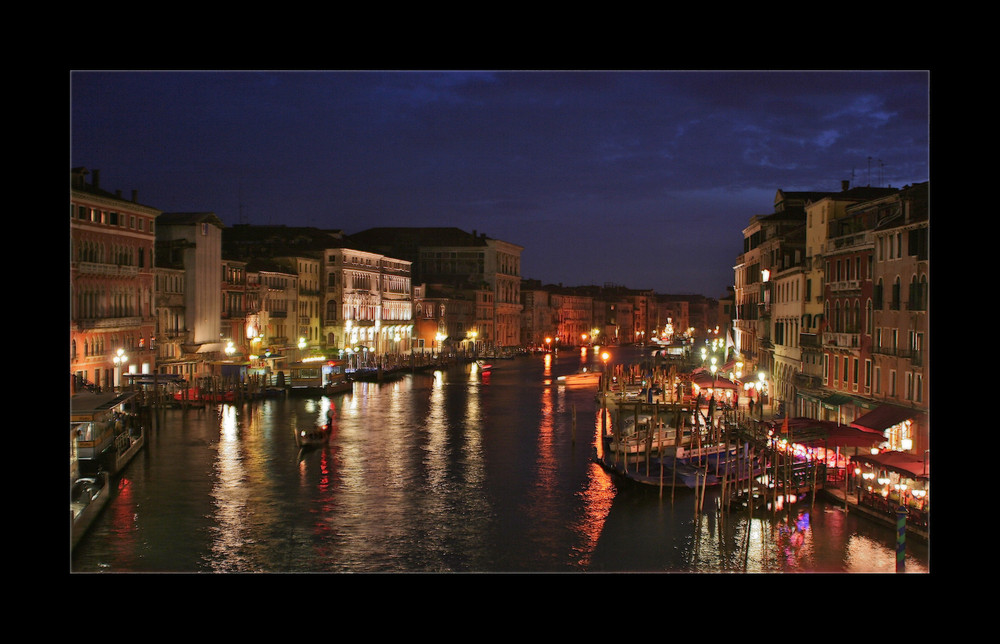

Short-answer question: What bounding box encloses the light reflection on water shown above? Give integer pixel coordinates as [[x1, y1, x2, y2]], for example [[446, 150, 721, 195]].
[[71, 349, 928, 573]]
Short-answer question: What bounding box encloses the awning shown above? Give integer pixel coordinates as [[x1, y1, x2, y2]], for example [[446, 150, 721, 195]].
[[853, 450, 929, 480], [850, 404, 926, 432], [690, 372, 741, 390], [767, 417, 884, 449], [821, 393, 855, 409]]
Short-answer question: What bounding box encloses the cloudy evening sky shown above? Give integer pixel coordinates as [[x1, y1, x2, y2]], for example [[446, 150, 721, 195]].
[[70, 70, 930, 297]]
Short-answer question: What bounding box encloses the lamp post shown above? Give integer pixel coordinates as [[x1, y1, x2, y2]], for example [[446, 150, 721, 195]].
[[758, 371, 766, 420], [113, 348, 128, 391], [601, 350, 610, 397]]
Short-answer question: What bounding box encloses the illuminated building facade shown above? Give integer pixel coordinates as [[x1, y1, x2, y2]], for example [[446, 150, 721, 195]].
[[70, 168, 159, 391]]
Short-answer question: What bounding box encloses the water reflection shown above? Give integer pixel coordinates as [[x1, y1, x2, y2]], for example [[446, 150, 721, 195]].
[[71, 351, 928, 573], [209, 405, 251, 571]]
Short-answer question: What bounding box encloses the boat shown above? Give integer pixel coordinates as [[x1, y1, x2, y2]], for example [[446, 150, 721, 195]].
[[476, 359, 494, 371], [555, 369, 604, 387], [71, 471, 110, 550], [171, 387, 236, 403], [71, 391, 145, 476], [288, 358, 352, 397], [294, 424, 332, 448]]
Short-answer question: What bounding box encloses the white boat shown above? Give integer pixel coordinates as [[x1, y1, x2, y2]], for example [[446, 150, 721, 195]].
[[71, 471, 110, 550], [607, 430, 678, 455], [556, 370, 603, 387]]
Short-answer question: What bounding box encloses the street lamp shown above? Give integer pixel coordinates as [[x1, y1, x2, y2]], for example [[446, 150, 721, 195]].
[[113, 348, 128, 390], [757, 371, 766, 420]]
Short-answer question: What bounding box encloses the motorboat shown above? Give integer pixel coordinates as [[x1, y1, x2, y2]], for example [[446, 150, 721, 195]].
[[555, 370, 603, 387]]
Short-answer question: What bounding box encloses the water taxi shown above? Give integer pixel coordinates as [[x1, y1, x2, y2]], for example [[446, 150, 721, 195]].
[[71, 391, 145, 477], [288, 358, 352, 397], [555, 369, 603, 387]]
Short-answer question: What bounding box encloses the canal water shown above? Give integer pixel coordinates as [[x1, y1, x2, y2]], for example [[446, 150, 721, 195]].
[[70, 346, 929, 573]]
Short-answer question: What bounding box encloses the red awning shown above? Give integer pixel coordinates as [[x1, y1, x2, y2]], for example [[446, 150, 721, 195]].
[[853, 450, 929, 480], [768, 418, 884, 448], [690, 372, 740, 390], [850, 404, 925, 432]]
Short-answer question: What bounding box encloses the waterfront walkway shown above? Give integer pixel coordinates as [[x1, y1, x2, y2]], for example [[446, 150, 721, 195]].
[[819, 485, 928, 542]]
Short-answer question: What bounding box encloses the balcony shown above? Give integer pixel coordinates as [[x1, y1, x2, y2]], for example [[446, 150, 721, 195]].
[[75, 261, 139, 277], [828, 279, 861, 293], [77, 316, 143, 330], [825, 230, 872, 252], [822, 331, 860, 348]]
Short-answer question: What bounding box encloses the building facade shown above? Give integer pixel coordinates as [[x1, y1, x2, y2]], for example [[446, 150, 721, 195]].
[[870, 182, 929, 453], [70, 168, 159, 391]]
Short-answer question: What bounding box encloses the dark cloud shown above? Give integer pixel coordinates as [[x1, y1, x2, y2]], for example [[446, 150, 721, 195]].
[[71, 70, 929, 296]]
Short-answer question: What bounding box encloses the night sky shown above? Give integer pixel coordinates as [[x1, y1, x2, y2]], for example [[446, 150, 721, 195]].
[[70, 70, 929, 297]]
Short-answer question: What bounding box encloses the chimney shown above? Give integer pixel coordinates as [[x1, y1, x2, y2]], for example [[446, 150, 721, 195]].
[[92, 169, 100, 188], [841, 180, 849, 191], [132, 189, 138, 203]]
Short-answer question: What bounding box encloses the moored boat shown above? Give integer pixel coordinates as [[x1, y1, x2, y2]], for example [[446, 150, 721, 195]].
[[171, 387, 236, 403], [70, 471, 110, 550], [288, 358, 352, 397], [71, 391, 145, 476]]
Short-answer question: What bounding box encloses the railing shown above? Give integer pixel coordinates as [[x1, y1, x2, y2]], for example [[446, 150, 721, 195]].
[[857, 489, 929, 530], [78, 316, 143, 329], [822, 332, 860, 348], [75, 261, 139, 277], [828, 279, 861, 292]]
